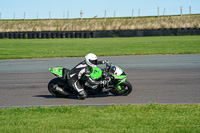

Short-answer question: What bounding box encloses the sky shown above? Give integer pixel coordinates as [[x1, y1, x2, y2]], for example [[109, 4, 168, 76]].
[[0, 0, 200, 19]]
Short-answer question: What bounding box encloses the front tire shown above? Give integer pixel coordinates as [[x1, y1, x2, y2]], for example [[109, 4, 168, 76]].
[[109, 81, 132, 96]]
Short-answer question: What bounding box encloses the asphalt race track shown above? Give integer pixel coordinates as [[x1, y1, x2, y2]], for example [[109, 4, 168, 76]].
[[0, 54, 200, 108]]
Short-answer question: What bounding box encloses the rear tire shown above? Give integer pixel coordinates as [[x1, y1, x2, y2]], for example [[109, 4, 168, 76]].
[[109, 81, 132, 96], [48, 78, 69, 98]]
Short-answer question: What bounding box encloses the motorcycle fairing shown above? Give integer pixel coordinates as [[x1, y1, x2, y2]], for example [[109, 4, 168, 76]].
[[111, 66, 127, 90], [90, 67, 102, 80], [49, 67, 63, 77], [112, 75, 126, 79]]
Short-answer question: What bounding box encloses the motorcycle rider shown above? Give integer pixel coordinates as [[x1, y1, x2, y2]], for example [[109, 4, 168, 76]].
[[67, 53, 108, 100]]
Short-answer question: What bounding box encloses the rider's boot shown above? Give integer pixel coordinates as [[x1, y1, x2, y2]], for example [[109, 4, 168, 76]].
[[77, 90, 87, 100]]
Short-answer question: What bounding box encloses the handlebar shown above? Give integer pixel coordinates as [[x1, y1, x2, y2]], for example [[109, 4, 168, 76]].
[[103, 62, 113, 79], [105, 62, 111, 72]]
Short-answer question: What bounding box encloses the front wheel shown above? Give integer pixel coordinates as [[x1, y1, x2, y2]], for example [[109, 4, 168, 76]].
[[109, 81, 132, 96]]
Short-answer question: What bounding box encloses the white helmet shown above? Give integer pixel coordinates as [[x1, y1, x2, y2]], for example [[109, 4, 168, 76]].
[[85, 53, 98, 68]]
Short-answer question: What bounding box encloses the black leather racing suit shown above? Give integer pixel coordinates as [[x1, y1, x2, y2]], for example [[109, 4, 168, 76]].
[[67, 60, 104, 95]]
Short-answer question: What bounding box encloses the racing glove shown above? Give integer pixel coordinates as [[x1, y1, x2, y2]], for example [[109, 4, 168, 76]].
[[102, 60, 109, 64]]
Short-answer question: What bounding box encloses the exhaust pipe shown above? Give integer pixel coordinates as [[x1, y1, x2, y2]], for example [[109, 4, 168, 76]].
[[54, 85, 71, 96]]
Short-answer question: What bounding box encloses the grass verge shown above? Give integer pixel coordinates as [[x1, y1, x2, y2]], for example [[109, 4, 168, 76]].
[[0, 104, 200, 132], [0, 36, 200, 60]]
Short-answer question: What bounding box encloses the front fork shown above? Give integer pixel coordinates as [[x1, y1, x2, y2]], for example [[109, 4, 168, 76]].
[[116, 78, 126, 90]]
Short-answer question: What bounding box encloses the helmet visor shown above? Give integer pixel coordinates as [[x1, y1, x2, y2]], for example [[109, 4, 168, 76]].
[[89, 59, 97, 65]]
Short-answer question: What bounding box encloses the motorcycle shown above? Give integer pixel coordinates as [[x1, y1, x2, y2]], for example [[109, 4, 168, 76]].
[[48, 62, 132, 99]]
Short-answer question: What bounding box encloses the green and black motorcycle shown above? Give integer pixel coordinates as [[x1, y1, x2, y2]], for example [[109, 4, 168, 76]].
[[48, 63, 132, 98]]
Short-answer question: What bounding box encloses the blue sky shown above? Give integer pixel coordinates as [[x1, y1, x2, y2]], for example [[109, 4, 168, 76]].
[[0, 0, 200, 19]]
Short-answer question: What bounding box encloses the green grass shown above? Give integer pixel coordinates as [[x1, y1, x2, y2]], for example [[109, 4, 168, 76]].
[[0, 36, 200, 59], [0, 104, 200, 133]]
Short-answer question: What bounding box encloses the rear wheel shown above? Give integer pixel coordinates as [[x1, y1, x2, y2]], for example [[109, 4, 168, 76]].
[[109, 81, 132, 96], [48, 78, 70, 98]]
